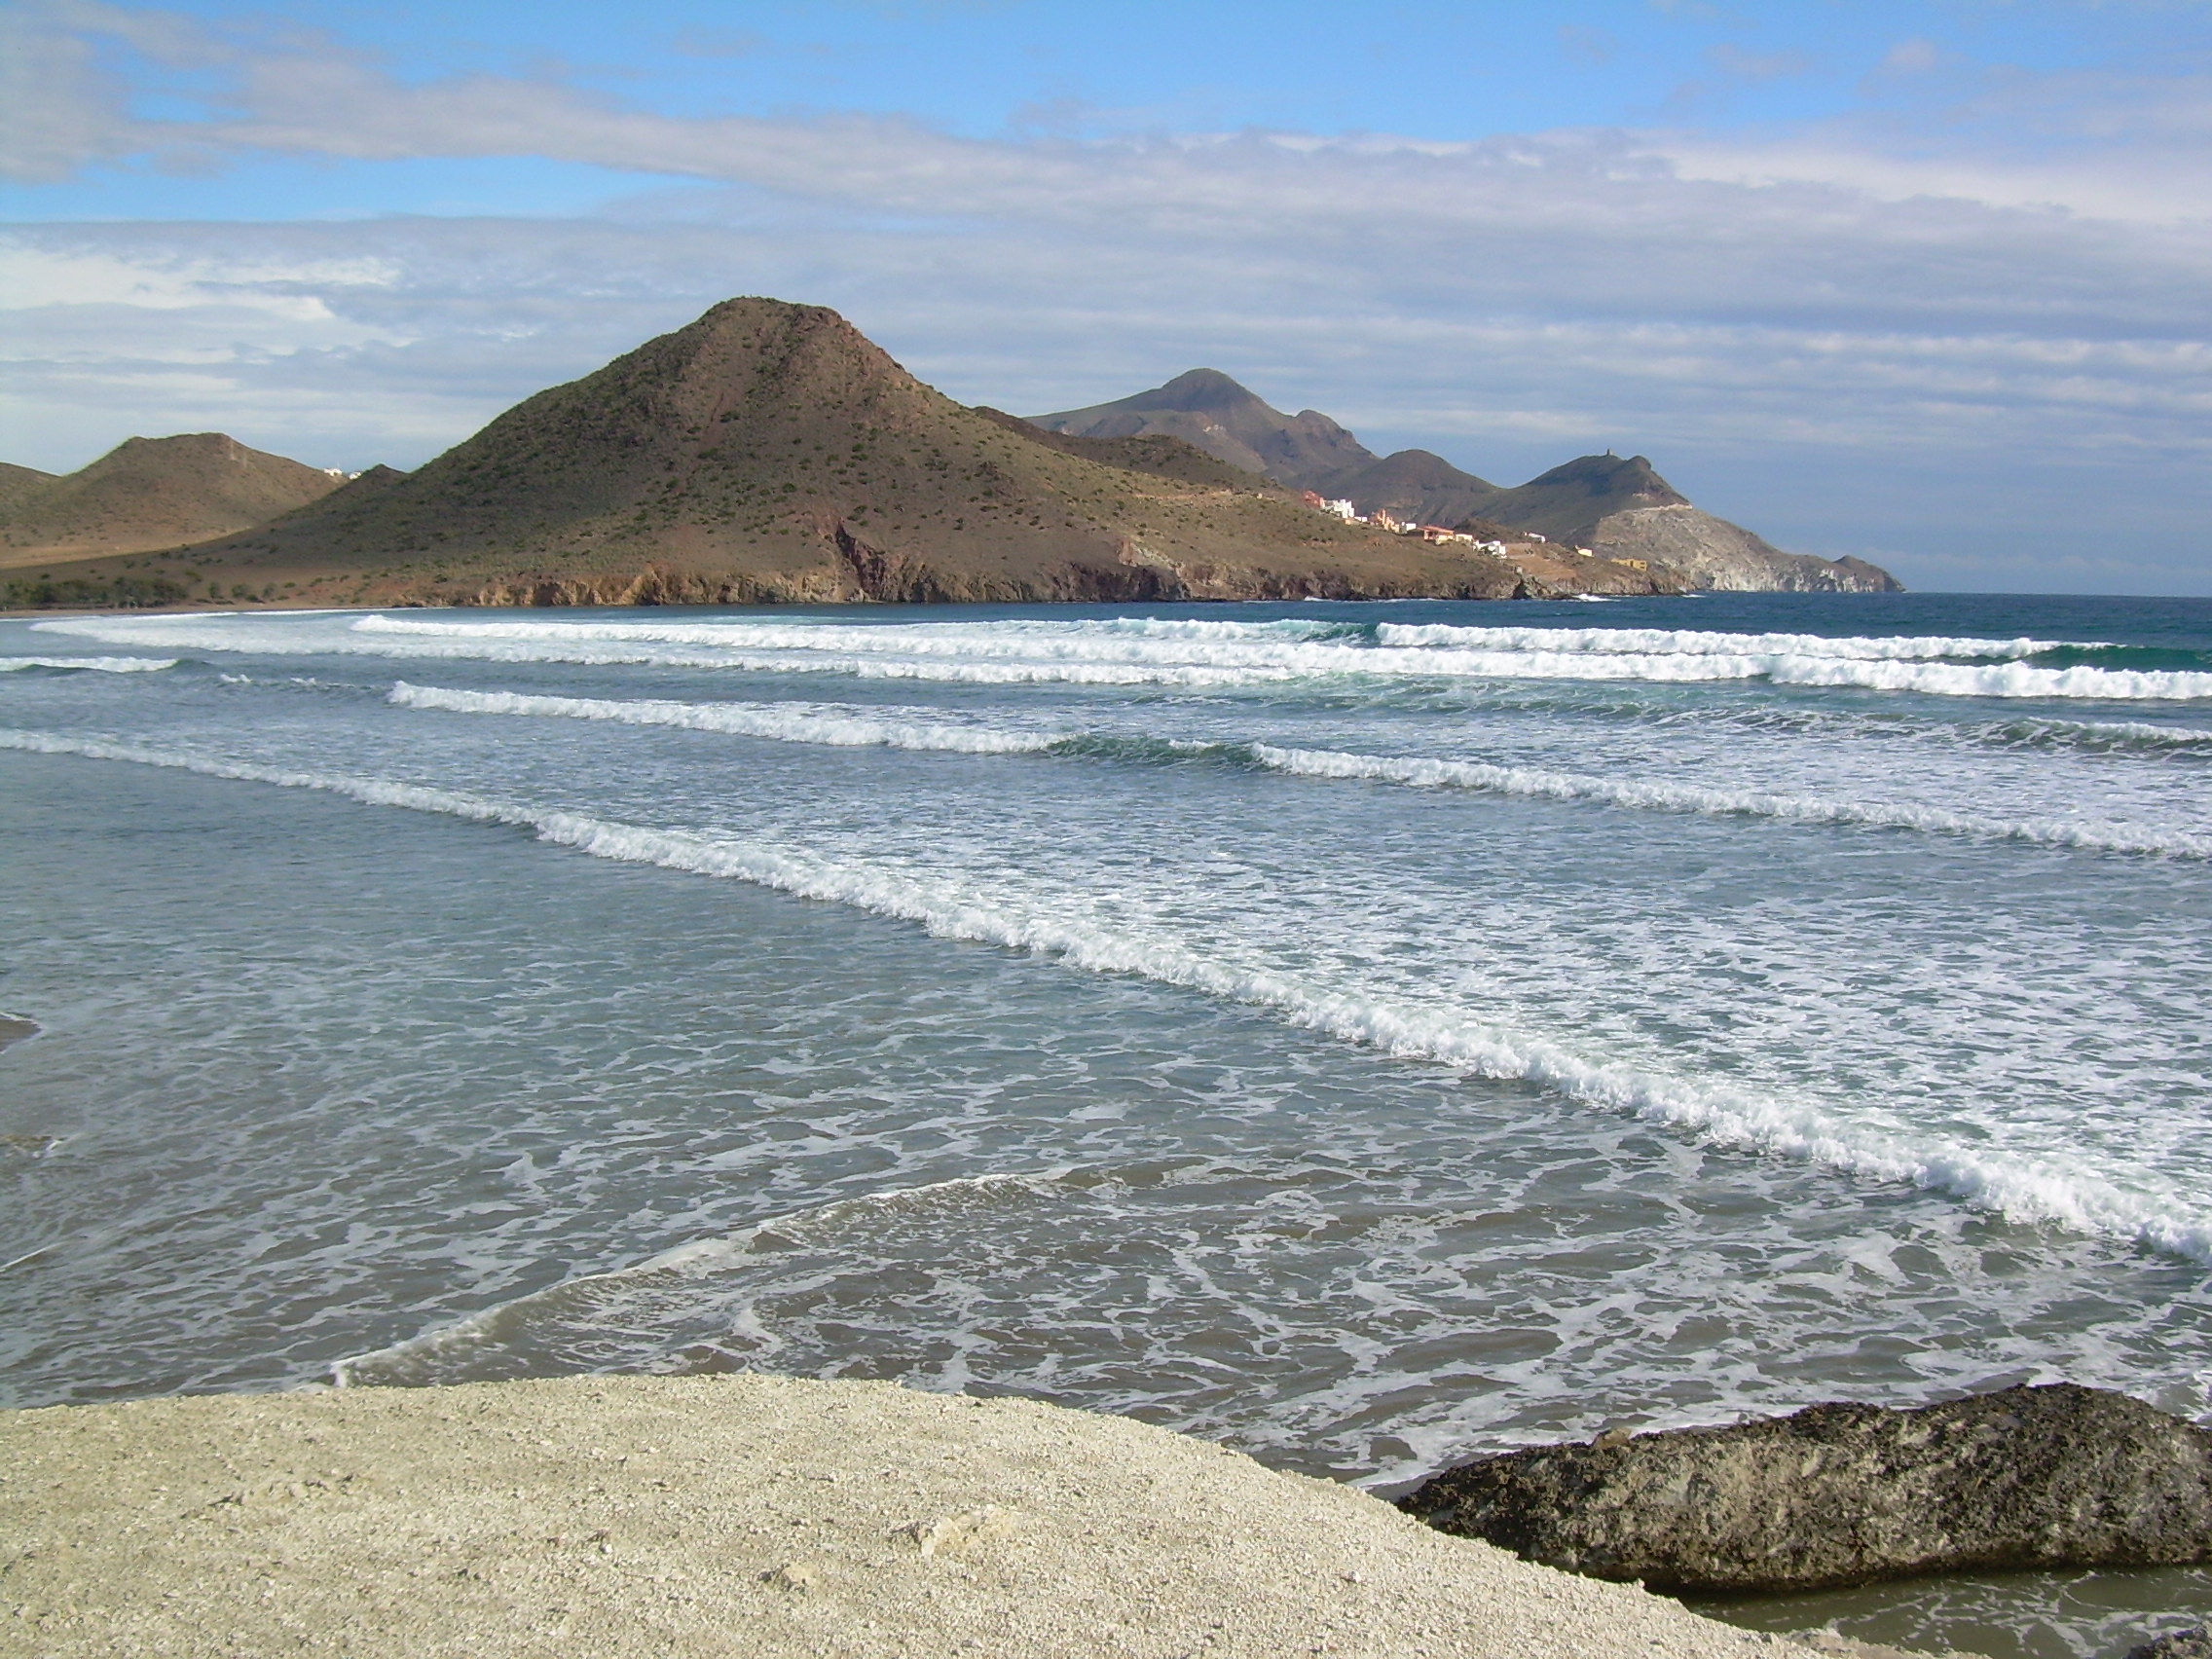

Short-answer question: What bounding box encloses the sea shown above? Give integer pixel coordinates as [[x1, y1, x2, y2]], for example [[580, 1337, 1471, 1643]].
[[4, 591, 2210, 1657]]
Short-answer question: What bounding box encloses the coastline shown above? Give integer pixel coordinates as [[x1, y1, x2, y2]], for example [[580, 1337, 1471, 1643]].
[[0, 1373, 1823, 1659]]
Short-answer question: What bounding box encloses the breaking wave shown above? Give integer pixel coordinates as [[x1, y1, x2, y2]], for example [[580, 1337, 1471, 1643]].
[[385, 680, 2211, 857], [388, 683, 1058, 754], [1376, 624, 2061, 661], [38, 611, 2212, 700], [1247, 743, 2212, 860], [1971, 716, 2212, 756], [0, 656, 177, 674], [331, 1169, 1072, 1386], [6, 721, 2207, 1263]]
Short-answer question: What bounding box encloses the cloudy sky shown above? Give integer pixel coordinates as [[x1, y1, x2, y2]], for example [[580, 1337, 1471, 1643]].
[[3, 0, 2209, 593]]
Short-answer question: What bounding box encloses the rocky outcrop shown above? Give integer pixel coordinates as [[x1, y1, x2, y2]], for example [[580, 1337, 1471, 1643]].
[[2129, 1627, 2212, 1659], [1589, 504, 1901, 593], [1398, 1383, 2212, 1595]]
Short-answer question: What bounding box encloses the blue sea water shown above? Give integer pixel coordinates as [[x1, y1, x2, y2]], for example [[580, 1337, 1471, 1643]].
[[4, 590, 2211, 1656]]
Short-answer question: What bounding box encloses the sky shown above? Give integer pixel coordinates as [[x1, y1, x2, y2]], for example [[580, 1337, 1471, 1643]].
[[3, 1, 2210, 593]]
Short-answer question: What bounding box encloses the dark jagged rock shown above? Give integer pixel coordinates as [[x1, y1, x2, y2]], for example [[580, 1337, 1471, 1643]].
[[2128, 1627, 2212, 1659], [1398, 1383, 2212, 1596]]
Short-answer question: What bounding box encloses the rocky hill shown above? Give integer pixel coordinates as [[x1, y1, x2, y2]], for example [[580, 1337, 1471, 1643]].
[[1033, 369, 1381, 492], [0, 461, 57, 514], [1027, 374, 1899, 593], [37, 301, 1593, 608], [1311, 449, 1501, 530], [1456, 455, 1900, 592], [0, 434, 343, 568]]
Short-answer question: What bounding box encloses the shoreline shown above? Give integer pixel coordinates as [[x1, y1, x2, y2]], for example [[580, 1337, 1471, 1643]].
[[0, 1373, 1829, 1658]]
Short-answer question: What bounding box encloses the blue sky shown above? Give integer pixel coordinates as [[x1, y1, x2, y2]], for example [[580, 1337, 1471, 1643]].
[[4, 0, 2211, 590]]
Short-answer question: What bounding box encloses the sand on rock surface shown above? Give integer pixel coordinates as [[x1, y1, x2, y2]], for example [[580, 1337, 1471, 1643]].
[[0, 1373, 1821, 1658]]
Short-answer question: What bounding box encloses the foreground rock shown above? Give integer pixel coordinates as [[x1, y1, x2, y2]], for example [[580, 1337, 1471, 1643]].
[[0, 1374, 1815, 1659], [1399, 1383, 2212, 1595], [2129, 1628, 2212, 1659]]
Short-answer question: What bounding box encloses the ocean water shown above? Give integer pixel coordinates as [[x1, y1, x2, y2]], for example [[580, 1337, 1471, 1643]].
[[4, 591, 2211, 1657]]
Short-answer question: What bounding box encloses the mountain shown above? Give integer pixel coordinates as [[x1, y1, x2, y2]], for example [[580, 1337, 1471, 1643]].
[[68, 300, 1554, 608], [1309, 449, 1502, 530], [0, 434, 344, 569], [1032, 369, 1381, 492], [1448, 455, 1900, 592], [1028, 375, 1899, 594], [0, 462, 57, 514]]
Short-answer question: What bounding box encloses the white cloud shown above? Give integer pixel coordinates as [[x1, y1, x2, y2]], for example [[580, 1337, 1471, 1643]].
[[0, 245, 398, 316], [2, 4, 2209, 590]]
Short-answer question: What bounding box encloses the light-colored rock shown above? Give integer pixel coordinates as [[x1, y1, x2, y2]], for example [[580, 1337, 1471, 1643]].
[[1590, 504, 1899, 592], [0, 1372, 1823, 1659]]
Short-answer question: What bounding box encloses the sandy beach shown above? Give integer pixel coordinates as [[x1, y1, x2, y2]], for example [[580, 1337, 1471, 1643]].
[[0, 1373, 1835, 1658]]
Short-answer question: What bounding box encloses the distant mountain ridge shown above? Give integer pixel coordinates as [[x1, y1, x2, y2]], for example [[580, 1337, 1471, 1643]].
[[0, 434, 343, 569], [28, 300, 1555, 608], [1032, 369, 1382, 489], [1032, 373, 1899, 593], [6, 303, 1891, 609]]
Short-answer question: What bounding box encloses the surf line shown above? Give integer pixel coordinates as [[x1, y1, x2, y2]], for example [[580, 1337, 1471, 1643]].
[[383, 683, 2212, 861], [5, 724, 2205, 1264], [330, 1167, 1078, 1386]]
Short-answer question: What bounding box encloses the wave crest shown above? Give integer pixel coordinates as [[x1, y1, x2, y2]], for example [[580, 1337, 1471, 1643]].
[[6, 722, 2207, 1263]]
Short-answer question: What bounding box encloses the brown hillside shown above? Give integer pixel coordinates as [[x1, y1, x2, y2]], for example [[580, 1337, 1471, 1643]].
[[135, 300, 1530, 608], [1313, 448, 1502, 529], [972, 407, 1269, 491], [0, 434, 343, 569], [0, 461, 57, 514]]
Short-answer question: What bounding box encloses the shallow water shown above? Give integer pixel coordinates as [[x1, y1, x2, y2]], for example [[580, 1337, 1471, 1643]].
[[4, 592, 2210, 1656]]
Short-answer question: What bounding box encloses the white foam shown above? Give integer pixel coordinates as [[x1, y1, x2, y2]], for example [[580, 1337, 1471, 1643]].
[[376, 689, 2212, 856], [1377, 623, 2062, 661], [330, 1169, 1075, 1385], [387, 683, 1059, 755], [0, 656, 177, 674], [1247, 743, 2212, 861], [37, 613, 2212, 700], [7, 721, 2207, 1264]]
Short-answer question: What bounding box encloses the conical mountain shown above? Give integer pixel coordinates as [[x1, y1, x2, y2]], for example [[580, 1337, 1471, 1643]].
[[0, 434, 342, 568], [1456, 454, 1688, 545], [172, 300, 1524, 606], [1031, 369, 1381, 492]]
